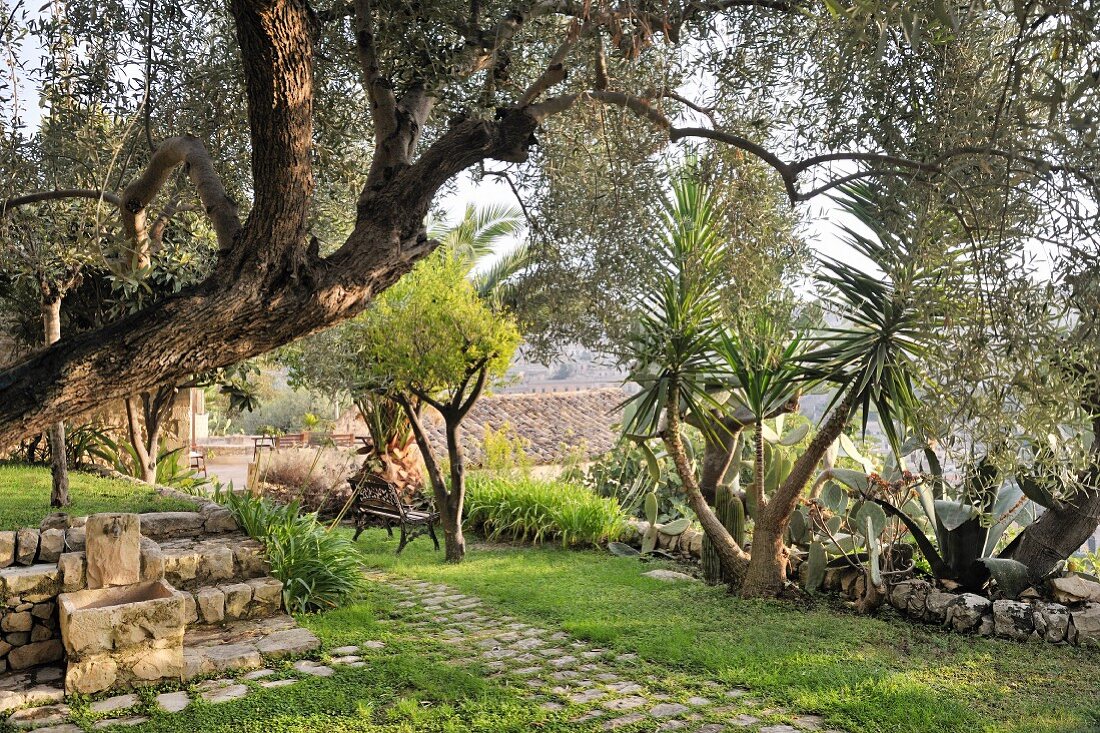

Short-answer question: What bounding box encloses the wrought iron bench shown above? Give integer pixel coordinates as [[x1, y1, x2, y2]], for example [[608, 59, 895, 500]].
[[351, 476, 440, 554]]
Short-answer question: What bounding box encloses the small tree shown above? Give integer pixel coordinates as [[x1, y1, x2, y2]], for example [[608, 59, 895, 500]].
[[359, 252, 520, 562]]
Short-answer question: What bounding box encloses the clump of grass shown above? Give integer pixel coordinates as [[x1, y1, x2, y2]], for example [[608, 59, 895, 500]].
[[221, 490, 367, 613], [465, 476, 627, 548]]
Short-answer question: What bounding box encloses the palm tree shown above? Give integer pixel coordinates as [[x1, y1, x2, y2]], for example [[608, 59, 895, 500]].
[[736, 183, 956, 596], [430, 204, 529, 303], [624, 174, 952, 598]]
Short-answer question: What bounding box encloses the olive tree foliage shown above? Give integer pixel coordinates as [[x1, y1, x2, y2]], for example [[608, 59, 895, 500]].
[[0, 0, 1097, 456]]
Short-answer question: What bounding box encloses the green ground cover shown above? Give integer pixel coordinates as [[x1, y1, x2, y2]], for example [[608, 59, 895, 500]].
[[0, 464, 195, 530], [118, 532, 1099, 733], [4, 466, 1097, 733], [357, 537, 1100, 733]]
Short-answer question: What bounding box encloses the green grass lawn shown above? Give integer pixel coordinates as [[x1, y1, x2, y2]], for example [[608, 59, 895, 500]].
[[0, 464, 196, 530], [352, 536, 1100, 733], [105, 530, 1100, 733], [4, 463, 1096, 733]]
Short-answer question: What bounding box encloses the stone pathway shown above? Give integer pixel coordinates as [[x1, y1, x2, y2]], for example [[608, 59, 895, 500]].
[[375, 574, 844, 733]]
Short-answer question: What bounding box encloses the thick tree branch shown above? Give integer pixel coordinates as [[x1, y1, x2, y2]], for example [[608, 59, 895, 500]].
[[352, 0, 397, 142], [119, 135, 241, 266], [228, 0, 314, 272]]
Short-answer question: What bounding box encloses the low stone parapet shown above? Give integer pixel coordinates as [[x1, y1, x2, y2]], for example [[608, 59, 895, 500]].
[[884, 578, 1100, 647]]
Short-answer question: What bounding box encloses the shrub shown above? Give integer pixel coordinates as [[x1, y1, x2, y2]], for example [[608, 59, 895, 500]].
[[218, 488, 367, 613], [256, 447, 356, 515], [465, 476, 627, 547]]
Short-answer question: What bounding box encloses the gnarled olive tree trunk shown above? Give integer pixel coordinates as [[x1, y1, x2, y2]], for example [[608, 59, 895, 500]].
[[0, 0, 541, 452], [1004, 415, 1100, 575]]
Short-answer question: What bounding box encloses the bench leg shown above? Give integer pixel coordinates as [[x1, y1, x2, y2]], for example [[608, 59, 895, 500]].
[[385, 523, 394, 538], [353, 523, 364, 541], [396, 525, 409, 555], [428, 521, 440, 551]]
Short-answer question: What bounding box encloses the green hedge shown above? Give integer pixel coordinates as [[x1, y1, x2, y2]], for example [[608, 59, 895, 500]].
[[465, 476, 627, 548]]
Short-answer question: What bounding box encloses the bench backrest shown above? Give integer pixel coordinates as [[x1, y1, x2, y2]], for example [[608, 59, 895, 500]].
[[355, 476, 408, 520]]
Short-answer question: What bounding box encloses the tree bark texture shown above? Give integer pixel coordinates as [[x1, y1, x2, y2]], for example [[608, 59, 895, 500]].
[[1005, 416, 1100, 575], [443, 420, 467, 562], [663, 389, 750, 584], [41, 298, 70, 508], [739, 390, 856, 598]]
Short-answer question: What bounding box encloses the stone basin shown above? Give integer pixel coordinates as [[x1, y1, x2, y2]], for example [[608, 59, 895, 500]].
[[59, 579, 185, 694]]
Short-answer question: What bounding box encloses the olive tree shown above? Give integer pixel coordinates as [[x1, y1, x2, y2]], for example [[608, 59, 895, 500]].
[[0, 0, 1097, 486]]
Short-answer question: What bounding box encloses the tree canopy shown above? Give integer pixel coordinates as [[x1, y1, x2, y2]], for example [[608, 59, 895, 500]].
[[0, 0, 1097, 446]]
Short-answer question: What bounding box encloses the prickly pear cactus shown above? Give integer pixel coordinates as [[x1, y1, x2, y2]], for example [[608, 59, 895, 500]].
[[641, 490, 660, 554]]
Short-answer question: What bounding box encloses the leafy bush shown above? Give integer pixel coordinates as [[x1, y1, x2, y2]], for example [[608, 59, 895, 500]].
[[465, 476, 627, 547], [218, 488, 367, 613]]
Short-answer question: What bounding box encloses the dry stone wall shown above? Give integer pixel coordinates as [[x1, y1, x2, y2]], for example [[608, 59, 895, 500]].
[[0, 503, 268, 675]]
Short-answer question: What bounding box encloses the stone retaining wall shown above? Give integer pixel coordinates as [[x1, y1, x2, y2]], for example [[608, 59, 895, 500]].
[[885, 579, 1100, 646], [0, 504, 258, 675]]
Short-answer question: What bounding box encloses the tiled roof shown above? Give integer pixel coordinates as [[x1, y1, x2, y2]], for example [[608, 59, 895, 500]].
[[422, 388, 627, 466]]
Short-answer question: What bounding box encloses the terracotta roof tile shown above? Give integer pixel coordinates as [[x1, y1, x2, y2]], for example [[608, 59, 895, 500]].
[[423, 388, 626, 466]]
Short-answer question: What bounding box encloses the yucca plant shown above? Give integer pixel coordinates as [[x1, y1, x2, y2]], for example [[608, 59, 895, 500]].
[[622, 168, 752, 583]]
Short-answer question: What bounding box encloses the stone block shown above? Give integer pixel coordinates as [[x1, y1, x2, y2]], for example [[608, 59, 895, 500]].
[[85, 514, 141, 589], [64, 527, 85, 552], [245, 577, 283, 616], [222, 583, 252, 620], [162, 551, 199, 583], [200, 546, 235, 583], [182, 649, 211, 680], [202, 507, 238, 534], [139, 538, 164, 583], [176, 592, 198, 625], [58, 553, 86, 594], [196, 587, 225, 624], [201, 643, 262, 672], [2, 611, 33, 632], [37, 529, 65, 564], [39, 513, 71, 531], [1033, 602, 1071, 643], [7, 639, 63, 669], [993, 600, 1035, 641], [31, 602, 54, 620], [15, 529, 39, 566], [1050, 574, 1100, 604], [31, 625, 54, 642], [1070, 603, 1100, 646], [233, 543, 269, 578], [0, 532, 15, 569], [924, 591, 957, 623], [255, 627, 320, 657], [138, 512, 204, 540], [1, 566, 60, 603]]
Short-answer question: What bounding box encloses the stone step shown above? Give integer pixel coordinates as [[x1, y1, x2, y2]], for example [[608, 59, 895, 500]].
[[158, 534, 269, 591], [182, 614, 320, 679], [179, 576, 284, 626]]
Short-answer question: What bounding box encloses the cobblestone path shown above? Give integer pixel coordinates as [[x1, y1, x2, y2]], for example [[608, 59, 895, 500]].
[[375, 573, 845, 733]]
